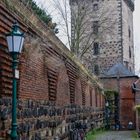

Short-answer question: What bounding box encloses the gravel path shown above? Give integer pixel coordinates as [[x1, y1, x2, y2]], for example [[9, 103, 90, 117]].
[[95, 131, 138, 140]]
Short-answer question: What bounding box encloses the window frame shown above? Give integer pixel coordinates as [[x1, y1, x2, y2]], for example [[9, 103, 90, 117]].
[[92, 21, 99, 34], [93, 3, 99, 11], [93, 42, 99, 55], [94, 64, 100, 75]]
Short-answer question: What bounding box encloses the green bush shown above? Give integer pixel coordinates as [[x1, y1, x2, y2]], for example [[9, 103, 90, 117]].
[[23, 0, 58, 33]]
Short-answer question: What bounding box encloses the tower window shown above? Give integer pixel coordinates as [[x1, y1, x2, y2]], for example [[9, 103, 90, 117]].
[[130, 67, 132, 72], [93, 42, 99, 55], [129, 27, 131, 38], [94, 65, 100, 75], [129, 46, 131, 58], [92, 21, 99, 34], [93, 4, 98, 11]]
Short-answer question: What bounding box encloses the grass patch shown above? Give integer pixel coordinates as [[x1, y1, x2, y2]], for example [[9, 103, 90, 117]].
[[131, 131, 140, 140], [86, 128, 106, 140], [86, 129, 140, 140], [132, 131, 138, 138]]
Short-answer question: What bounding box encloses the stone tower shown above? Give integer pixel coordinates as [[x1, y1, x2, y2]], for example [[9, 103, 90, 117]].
[[70, 0, 135, 76]]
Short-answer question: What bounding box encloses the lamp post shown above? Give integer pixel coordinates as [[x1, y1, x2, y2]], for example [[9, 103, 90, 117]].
[[6, 22, 24, 140]]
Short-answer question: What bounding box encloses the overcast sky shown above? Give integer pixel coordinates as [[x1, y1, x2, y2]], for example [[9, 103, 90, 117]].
[[34, 0, 140, 74]]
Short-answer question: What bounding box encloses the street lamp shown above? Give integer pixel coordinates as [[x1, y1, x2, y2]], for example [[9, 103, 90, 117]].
[[6, 22, 24, 140]]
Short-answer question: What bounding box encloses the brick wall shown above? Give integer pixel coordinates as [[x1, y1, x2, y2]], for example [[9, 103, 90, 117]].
[[133, 80, 140, 132], [0, 0, 105, 139]]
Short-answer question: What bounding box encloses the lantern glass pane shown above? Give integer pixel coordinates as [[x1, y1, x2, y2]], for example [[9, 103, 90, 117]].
[[19, 37, 24, 53], [6, 36, 13, 52], [13, 36, 22, 53]]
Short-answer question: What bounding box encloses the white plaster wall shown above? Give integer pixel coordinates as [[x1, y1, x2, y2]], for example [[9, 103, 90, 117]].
[[122, 0, 134, 72]]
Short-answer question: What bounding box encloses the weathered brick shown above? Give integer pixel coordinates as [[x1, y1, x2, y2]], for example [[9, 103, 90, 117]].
[[0, 0, 105, 139]]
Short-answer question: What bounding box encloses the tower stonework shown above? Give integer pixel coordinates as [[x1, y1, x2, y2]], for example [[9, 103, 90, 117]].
[[70, 0, 135, 75]]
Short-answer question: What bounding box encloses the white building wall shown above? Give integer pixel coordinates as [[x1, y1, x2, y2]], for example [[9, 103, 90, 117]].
[[122, 0, 135, 72]]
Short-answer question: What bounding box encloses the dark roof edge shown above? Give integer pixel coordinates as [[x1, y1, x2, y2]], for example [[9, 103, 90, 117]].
[[100, 75, 139, 79]]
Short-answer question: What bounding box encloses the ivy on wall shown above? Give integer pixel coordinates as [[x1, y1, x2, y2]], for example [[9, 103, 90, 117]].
[[104, 90, 118, 99], [104, 90, 118, 110], [104, 90, 119, 128]]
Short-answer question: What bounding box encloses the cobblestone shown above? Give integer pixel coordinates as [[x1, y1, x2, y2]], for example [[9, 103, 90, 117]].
[[95, 131, 138, 140]]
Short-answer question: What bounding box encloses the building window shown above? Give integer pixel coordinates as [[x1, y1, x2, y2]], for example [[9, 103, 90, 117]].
[[129, 27, 131, 38], [130, 67, 132, 72], [129, 46, 131, 58], [93, 42, 99, 55], [93, 4, 98, 11], [70, 0, 77, 4], [94, 64, 100, 75], [92, 21, 99, 34]]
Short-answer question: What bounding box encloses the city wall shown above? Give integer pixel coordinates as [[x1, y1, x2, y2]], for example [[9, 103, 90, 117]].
[[0, 0, 104, 139]]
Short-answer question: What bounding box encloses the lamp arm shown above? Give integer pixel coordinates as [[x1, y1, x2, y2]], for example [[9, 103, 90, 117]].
[[132, 87, 140, 92]]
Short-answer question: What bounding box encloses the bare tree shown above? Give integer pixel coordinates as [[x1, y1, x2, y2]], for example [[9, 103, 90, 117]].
[[51, 0, 118, 60]]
